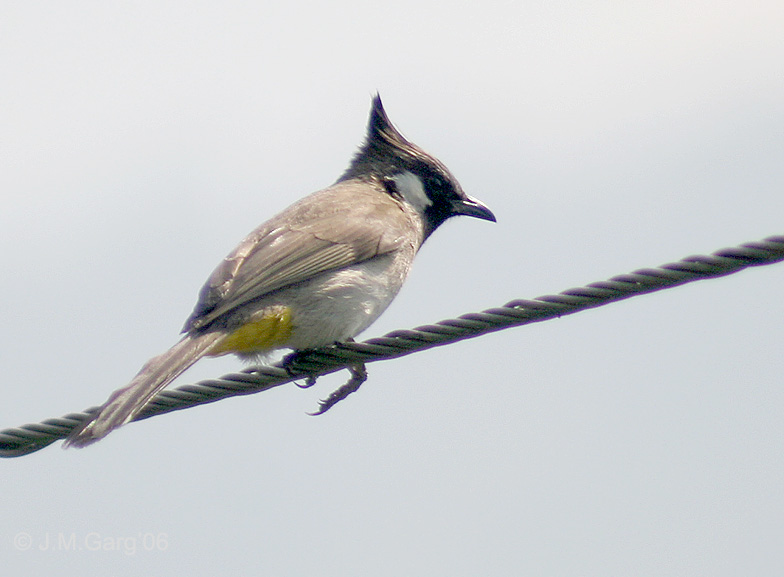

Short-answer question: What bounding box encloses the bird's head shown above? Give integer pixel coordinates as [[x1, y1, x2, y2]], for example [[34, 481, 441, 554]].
[[340, 95, 496, 238]]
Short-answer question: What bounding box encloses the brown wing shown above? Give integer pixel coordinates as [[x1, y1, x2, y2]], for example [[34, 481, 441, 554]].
[[183, 180, 417, 332]]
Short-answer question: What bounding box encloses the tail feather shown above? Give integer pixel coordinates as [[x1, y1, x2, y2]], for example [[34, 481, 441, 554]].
[[64, 333, 223, 448]]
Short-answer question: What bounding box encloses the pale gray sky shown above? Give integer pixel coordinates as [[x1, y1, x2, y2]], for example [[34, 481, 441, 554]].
[[3, 1, 784, 575]]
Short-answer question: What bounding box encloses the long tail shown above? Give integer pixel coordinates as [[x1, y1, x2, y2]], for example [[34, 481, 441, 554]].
[[64, 332, 224, 448]]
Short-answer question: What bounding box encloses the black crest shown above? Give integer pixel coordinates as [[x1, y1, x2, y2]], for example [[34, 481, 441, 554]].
[[339, 95, 452, 183]]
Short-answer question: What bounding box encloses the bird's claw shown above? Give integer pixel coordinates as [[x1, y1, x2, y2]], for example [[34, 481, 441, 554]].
[[308, 363, 368, 416]]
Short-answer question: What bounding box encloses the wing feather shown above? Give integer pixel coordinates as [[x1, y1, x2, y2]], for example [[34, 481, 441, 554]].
[[184, 180, 418, 331]]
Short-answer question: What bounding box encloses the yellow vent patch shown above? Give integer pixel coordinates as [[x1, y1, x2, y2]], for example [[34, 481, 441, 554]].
[[210, 306, 293, 355]]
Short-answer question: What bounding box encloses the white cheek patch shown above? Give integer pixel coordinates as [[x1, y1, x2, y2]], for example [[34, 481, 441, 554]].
[[393, 171, 432, 213]]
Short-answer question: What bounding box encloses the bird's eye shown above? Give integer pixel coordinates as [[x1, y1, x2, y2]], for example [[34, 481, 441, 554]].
[[425, 175, 446, 194]]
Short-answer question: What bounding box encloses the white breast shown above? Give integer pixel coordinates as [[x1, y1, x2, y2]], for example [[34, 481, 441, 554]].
[[270, 245, 417, 350]]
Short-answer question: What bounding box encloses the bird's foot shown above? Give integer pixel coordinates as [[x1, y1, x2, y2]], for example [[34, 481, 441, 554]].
[[308, 363, 367, 416], [282, 350, 319, 388]]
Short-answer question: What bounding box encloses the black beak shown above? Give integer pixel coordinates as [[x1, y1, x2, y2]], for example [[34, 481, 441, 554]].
[[452, 195, 496, 222]]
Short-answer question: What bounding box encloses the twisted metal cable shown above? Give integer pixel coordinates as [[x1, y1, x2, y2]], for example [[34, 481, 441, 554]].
[[2, 235, 783, 457]]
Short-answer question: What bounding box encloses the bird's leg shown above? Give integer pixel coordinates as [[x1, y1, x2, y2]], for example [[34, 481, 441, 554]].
[[308, 363, 368, 416]]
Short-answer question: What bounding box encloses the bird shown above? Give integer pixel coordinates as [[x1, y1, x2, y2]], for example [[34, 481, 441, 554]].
[[64, 94, 496, 448]]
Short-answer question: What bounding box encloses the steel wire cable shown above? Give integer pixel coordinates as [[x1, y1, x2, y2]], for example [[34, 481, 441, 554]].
[[2, 235, 782, 457]]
